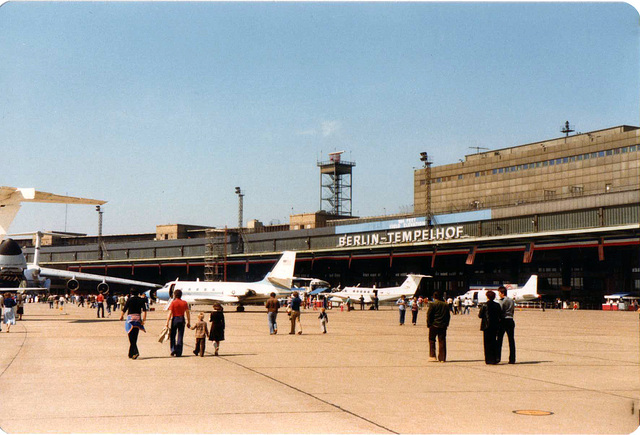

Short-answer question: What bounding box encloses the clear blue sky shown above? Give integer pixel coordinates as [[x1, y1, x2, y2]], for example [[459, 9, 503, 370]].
[[2, 2, 638, 236]]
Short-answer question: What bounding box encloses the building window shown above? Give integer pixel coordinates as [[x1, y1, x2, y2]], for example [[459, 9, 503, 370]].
[[570, 185, 584, 196], [544, 190, 556, 200], [605, 183, 612, 193], [606, 149, 613, 156], [458, 174, 463, 180]]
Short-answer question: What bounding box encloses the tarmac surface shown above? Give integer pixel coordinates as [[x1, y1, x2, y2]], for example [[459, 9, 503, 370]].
[[0, 302, 638, 434]]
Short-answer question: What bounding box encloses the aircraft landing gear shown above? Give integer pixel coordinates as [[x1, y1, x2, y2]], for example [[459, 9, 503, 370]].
[[236, 304, 245, 312]]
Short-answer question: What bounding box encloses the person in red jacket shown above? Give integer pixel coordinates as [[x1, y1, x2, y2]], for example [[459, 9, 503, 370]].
[[166, 290, 190, 357]]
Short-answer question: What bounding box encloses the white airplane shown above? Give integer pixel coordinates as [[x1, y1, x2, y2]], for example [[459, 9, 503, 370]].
[[0, 187, 161, 293], [461, 275, 540, 305], [155, 251, 297, 309], [328, 274, 430, 304]]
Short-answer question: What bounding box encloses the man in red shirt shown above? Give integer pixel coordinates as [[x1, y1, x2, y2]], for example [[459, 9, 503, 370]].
[[96, 293, 105, 318], [166, 290, 191, 357]]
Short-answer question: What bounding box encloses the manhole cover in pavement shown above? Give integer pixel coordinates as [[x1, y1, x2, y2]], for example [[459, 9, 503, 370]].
[[513, 410, 554, 416]]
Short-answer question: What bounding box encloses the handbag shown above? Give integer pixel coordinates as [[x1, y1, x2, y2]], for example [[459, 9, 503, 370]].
[[158, 325, 170, 343]]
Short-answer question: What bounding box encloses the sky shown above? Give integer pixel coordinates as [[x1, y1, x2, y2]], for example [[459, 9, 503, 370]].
[[1, 1, 638, 236]]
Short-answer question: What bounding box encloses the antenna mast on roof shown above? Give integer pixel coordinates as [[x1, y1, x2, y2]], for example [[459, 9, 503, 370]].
[[561, 121, 575, 137], [469, 146, 489, 154]]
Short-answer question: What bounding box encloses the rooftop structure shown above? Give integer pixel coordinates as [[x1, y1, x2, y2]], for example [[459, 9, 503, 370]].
[[414, 125, 640, 218], [318, 151, 356, 216]]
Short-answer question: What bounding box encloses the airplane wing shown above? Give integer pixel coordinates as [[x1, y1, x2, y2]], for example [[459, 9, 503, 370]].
[[327, 293, 349, 300], [3, 188, 106, 206], [0, 287, 48, 293], [37, 267, 162, 289], [0, 187, 106, 241]]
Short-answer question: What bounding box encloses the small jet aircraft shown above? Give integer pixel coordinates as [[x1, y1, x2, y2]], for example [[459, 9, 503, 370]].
[[155, 251, 297, 309], [0, 186, 161, 293], [328, 274, 430, 304], [460, 275, 540, 305]]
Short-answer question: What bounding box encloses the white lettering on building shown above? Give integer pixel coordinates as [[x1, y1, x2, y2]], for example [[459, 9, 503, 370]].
[[337, 226, 465, 247]]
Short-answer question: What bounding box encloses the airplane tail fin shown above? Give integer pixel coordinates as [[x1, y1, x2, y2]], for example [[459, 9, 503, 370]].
[[399, 274, 429, 295], [520, 275, 539, 299], [0, 187, 106, 241], [265, 251, 297, 289]]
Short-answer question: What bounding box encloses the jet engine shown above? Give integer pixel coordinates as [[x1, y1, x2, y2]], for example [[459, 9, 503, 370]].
[[66, 278, 80, 291], [97, 281, 109, 293]]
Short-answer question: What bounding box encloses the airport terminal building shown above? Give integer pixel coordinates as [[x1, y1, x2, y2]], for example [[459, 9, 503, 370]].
[[22, 125, 640, 307]]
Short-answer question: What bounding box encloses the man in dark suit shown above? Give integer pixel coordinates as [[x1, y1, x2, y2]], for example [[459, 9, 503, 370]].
[[427, 291, 451, 362], [479, 290, 502, 364]]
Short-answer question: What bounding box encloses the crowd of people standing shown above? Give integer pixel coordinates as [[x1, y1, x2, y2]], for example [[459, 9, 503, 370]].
[[6, 285, 516, 366]]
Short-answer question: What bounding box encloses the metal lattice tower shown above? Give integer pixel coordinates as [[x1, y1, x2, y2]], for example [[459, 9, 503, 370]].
[[317, 151, 355, 216], [419, 152, 433, 227], [204, 228, 227, 282], [235, 187, 244, 228]]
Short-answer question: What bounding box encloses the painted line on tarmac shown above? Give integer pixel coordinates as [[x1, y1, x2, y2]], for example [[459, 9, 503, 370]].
[[0, 323, 27, 379], [216, 353, 399, 434]]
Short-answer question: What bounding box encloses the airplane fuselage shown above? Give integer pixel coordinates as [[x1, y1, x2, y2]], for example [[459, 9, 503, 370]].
[[156, 280, 290, 305], [461, 275, 539, 305]]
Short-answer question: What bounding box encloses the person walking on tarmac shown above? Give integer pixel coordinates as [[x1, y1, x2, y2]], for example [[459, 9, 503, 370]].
[[396, 295, 407, 325], [96, 292, 105, 318], [289, 291, 303, 335], [119, 288, 147, 359], [166, 289, 190, 357], [265, 292, 280, 335]]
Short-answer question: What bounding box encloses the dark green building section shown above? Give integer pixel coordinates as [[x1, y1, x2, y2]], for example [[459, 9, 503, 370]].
[[23, 203, 639, 309]]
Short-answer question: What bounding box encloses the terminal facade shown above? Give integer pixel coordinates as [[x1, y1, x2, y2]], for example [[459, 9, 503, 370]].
[[22, 125, 640, 308]]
